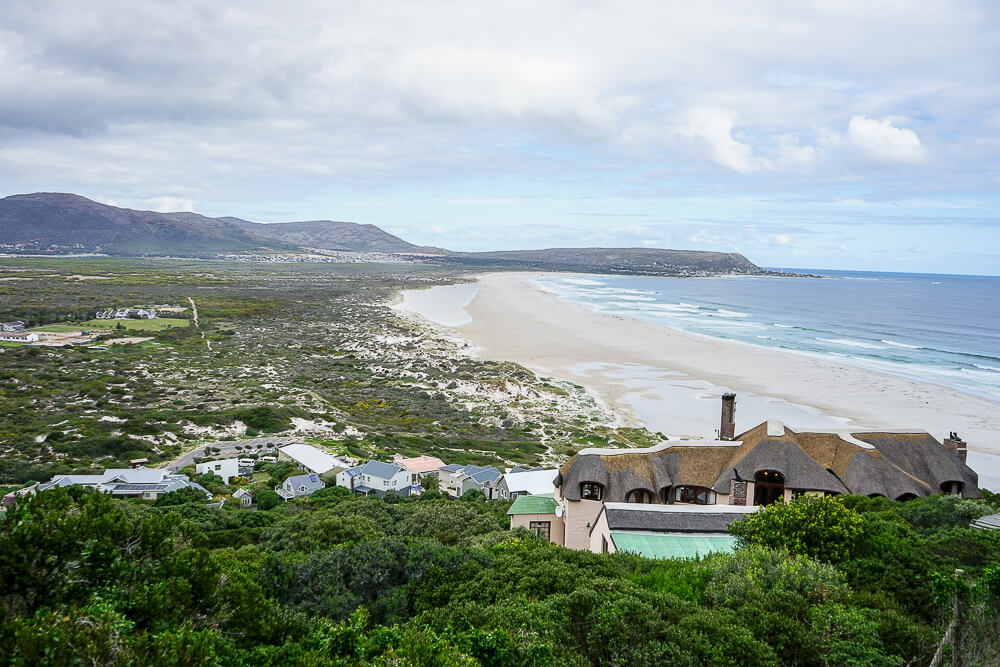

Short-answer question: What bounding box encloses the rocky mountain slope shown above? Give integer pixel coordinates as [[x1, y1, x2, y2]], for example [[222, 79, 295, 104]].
[[0, 192, 763, 274]]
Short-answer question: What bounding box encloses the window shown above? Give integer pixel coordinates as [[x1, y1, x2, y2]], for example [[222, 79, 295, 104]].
[[753, 470, 785, 506], [580, 482, 604, 501], [624, 488, 656, 504], [529, 521, 551, 540], [674, 486, 716, 505]]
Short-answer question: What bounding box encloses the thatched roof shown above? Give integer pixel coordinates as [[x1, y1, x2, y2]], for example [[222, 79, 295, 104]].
[[841, 451, 930, 499], [555, 420, 981, 501], [853, 432, 981, 499], [713, 438, 848, 494]]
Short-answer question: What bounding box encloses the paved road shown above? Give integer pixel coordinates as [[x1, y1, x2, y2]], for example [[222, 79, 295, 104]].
[[165, 436, 300, 471]]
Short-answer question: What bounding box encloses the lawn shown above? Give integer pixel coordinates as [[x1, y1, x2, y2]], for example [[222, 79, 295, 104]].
[[35, 318, 191, 332]]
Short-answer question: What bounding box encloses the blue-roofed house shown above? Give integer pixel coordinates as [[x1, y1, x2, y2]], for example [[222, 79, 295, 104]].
[[440, 464, 503, 499], [278, 473, 324, 500], [350, 460, 415, 498]]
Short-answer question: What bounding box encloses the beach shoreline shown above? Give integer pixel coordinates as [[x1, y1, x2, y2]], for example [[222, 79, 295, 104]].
[[395, 271, 1000, 487]]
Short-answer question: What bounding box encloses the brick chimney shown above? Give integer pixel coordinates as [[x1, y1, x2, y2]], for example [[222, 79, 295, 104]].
[[720, 393, 736, 441], [943, 432, 968, 463]]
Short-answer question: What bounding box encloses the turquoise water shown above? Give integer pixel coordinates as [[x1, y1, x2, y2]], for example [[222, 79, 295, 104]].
[[531, 270, 1000, 403]]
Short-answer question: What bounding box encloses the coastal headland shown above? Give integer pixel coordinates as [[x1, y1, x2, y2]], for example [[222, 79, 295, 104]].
[[397, 272, 1000, 488]]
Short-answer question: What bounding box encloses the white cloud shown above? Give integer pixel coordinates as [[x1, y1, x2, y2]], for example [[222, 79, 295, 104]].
[[777, 135, 820, 167], [677, 108, 771, 173], [771, 233, 793, 246], [146, 196, 195, 213], [848, 115, 925, 163]]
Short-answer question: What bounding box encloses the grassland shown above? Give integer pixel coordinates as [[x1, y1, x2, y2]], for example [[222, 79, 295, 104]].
[[35, 317, 191, 332], [0, 257, 656, 486]]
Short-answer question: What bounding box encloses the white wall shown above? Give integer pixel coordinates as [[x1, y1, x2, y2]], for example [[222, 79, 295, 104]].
[[196, 458, 240, 484]]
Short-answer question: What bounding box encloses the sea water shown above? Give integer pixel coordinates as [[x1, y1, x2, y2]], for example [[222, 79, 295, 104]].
[[531, 270, 1000, 403]]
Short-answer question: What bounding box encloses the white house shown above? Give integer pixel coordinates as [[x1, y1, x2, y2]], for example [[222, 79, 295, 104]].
[[232, 487, 254, 506], [439, 464, 503, 499], [348, 460, 414, 498], [0, 331, 38, 343], [1, 321, 25, 331], [196, 458, 241, 484], [498, 469, 559, 499], [36, 467, 209, 501]]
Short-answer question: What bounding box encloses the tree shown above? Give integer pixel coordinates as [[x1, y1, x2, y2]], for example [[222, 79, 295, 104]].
[[154, 486, 209, 506], [257, 489, 281, 511], [730, 495, 864, 563]]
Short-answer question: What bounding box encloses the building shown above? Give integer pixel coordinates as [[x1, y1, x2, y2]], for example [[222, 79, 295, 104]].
[[277, 473, 324, 500], [498, 468, 559, 499], [336, 465, 365, 492], [1, 321, 25, 331], [440, 464, 503, 499], [277, 443, 350, 476], [232, 487, 254, 506], [395, 455, 446, 479], [196, 458, 242, 484], [347, 460, 415, 498], [507, 493, 565, 544], [96, 308, 158, 320], [0, 331, 38, 343], [36, 467, 210, 501], [587, 503, 756, 559], [522, 396, 981, 553]]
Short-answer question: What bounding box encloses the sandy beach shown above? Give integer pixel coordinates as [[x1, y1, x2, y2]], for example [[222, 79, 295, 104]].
[[396, 272, 1000, 488]]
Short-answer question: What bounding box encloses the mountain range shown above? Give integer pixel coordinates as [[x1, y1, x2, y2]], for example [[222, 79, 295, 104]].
[[0, 192, 762, 275]]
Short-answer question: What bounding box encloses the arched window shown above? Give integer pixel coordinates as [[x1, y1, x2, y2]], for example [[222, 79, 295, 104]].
[[895, 493, 918, 502], [580, 482, 604, 501], [624, 488, 656, 504], [753, 470, 785, 506], [674, 485, 716, 505]]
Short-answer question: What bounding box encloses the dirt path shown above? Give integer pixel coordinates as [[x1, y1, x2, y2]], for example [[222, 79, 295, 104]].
[[188, 297, 211, 350]]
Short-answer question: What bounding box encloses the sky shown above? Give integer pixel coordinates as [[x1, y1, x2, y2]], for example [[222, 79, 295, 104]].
[[2, 1, 1000, 274]]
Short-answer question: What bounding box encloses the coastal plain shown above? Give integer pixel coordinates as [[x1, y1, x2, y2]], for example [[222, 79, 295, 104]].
[[397, 272, 1000, 489]]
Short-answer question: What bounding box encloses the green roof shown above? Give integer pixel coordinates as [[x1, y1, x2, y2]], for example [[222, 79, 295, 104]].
[[507, 493, 557, 515], [610, 532, 736, 560]]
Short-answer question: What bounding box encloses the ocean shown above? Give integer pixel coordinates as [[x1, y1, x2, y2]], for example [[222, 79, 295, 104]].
[[530, 269, 1000, 404]]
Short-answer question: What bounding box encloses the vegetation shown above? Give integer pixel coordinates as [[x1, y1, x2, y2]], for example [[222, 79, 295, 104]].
[[1, 489, 998, 665], [0, 258, 645, 483]]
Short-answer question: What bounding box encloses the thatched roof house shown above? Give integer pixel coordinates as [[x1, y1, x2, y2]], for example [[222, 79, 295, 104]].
[[556, 419, 981, 504]]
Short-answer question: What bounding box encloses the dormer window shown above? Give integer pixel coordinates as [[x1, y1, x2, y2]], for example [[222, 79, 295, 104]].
[[624, 489, 656, 504], [674, 485, 716, 505], [580, 482, 604, 501]]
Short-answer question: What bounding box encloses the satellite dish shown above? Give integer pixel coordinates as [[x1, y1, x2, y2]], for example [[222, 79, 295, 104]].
[[555, 505, 564, 518]]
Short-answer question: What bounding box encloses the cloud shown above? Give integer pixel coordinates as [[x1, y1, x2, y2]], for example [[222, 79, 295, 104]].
[[847, 115, 925, 163], [677, 108, 771, 173]]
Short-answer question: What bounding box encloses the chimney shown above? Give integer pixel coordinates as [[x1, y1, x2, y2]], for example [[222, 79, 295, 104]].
[[943, 432, 968, 464], [720, 393, 736, 441]]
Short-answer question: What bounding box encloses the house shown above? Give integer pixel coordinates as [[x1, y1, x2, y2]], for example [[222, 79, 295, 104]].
[[36, 467, 210, 501], [99, 308, 158, 320], [395, 455, 446, 479], [0, 331, 39, 343], [196, 458, 242, 484], [546, 395, 982, 552], [277, 443, 351, 476], [507, 493, 565, 545], [336, 465, 365, 492], [439, 464, 503, 499], [348, 460, 415, 498], [1, 321, 25, 331], [587, 503, 756, 559], [232, 487, 254, 506], [498, 468, 559, 499], [277, 473, 324, 500]]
